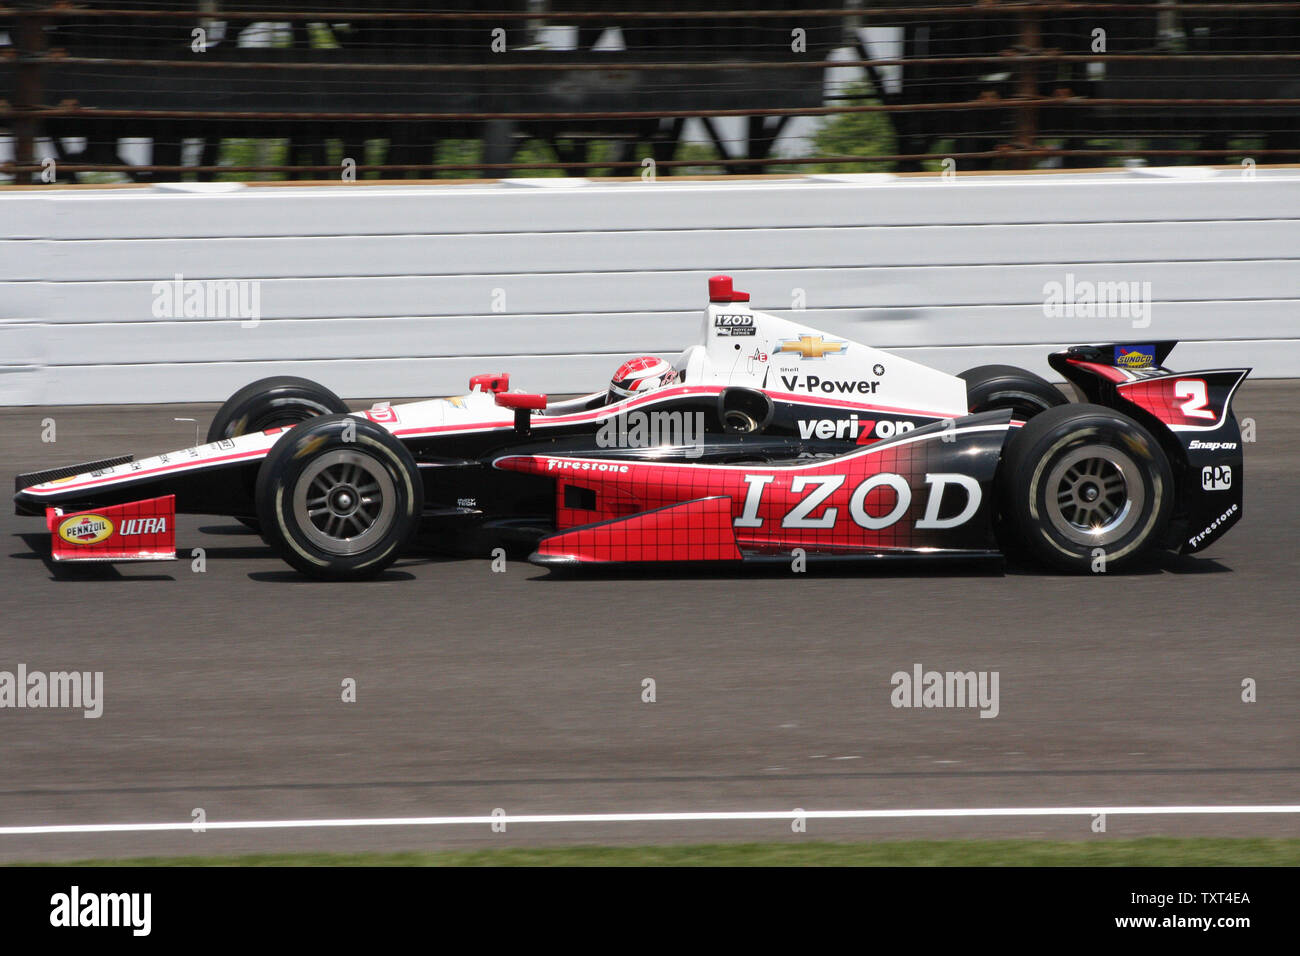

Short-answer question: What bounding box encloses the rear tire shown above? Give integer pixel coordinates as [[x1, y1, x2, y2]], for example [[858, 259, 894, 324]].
[[1001, 404, 1173, 572], [960, 364, 1067, 420], [254, 414, 423, 580], [208, 376, 349, 531]]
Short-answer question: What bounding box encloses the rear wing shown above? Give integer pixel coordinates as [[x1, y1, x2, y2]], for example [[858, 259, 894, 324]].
[[1050, 342, 1249, 554], [1047, 341, 1175, 386], [1048, 343, 1248, 432]]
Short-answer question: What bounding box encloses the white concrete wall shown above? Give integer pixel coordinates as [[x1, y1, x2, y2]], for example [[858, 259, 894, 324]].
[[2, 168, 1297, 405]]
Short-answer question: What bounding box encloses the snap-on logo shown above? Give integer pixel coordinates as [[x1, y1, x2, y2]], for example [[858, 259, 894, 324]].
[[545, 460, 631, 473], [57, 514, 114, 545]]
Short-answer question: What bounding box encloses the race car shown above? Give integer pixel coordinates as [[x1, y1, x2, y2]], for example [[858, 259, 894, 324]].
[[14, 275, 1248, 579]]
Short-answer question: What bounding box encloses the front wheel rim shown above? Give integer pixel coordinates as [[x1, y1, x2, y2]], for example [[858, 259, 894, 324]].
[[1043, 443, 1145, 547], [292, 449, 397, 555]]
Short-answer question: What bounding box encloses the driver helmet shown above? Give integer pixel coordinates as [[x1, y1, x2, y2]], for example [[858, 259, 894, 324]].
[[609, 356, 677, 402]]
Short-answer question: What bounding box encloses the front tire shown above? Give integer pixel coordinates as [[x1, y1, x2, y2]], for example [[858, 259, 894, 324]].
[[1000, 404, 1173, 572], [255, 414, 423, 580], [208, 375, 349, 443], [208, 375, 349, 531]]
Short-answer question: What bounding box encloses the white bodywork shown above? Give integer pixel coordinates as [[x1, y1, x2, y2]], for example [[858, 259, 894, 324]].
[[20, 298, 970, 501], [686, 298, 968, 417]]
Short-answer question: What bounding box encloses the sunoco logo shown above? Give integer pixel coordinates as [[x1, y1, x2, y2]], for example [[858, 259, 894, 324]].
[[57, 514, 114, 545], [1116, 348, 1153, 369]]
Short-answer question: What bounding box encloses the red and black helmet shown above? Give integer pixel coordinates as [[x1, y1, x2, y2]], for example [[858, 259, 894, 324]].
[[609, 356, 677, 402]]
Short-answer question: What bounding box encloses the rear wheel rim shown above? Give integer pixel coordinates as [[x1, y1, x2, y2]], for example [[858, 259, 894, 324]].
[[292, 450, 397, 555], [1043, 443, 1145, 546]]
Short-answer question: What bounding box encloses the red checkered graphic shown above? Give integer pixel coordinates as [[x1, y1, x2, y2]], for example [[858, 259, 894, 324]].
[[1118, 376, 1224, 429], [537, 496, 741, 564], [499, 431, 983, 561], [48, 495, 176, 561]]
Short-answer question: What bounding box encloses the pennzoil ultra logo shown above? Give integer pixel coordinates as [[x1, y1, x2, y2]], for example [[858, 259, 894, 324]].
[[1115, 345, 1155, 369], [121, 517, 168, 535], [57, 513, 114, 545]]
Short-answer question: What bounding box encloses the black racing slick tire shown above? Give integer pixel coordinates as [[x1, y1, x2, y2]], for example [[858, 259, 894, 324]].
[[959, 364, 1068, 421], [208, 375, 349, 444], [1001, 404, 1173, 573], [254, 414, 423, 581], [208, 376, 349, 531]]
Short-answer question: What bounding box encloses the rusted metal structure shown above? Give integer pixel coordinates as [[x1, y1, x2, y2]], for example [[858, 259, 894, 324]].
[[1, 2, 1298, 182]]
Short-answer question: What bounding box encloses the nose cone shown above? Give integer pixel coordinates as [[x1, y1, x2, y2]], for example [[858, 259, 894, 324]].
[[13, 487, 44, 516]]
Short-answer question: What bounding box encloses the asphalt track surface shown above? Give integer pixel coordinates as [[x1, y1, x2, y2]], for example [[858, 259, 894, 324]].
[[0, 384, 1297, 861]]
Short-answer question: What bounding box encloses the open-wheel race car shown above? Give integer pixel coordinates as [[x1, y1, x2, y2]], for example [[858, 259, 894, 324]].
[[15, 275, 1248, 579]]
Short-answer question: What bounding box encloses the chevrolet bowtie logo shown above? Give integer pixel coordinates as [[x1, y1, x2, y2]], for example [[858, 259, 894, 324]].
[[777, 335, 847, 359]]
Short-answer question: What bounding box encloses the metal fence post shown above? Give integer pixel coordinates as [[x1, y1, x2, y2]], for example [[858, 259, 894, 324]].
[[1012, 6, 1042, 170], [12, 0, 49, 183]]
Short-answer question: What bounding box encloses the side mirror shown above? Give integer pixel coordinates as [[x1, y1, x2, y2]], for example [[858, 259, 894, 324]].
[[494, 392, 547, 411], [495, 391, 548, 434]]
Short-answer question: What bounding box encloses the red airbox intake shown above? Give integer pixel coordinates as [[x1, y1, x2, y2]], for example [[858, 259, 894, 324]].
[[708, 274, 750, 303]]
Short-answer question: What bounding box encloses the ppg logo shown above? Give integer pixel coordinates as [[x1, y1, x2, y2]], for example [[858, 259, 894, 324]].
[[1201, 464, 1232, 491]]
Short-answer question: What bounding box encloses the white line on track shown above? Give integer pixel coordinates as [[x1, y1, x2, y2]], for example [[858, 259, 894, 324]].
[[3, 805, 1299, 836]]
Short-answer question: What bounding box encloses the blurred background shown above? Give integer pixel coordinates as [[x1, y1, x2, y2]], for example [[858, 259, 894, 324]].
[[2, 0, 1299, 183]]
